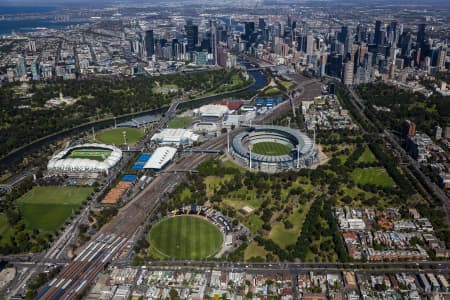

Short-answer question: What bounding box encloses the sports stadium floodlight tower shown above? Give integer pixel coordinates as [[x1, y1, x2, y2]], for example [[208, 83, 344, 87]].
[[249, 144, 253, 169], [122, 131, 127, 145]]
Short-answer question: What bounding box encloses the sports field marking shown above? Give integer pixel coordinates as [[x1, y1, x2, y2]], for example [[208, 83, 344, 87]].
[[252, 141, 292, 156], [148, 216, 223, 260]]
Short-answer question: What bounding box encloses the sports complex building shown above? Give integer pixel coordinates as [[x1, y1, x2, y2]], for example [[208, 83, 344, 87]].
[[230, 125, 317, 172], [47, 143, 122, 177]]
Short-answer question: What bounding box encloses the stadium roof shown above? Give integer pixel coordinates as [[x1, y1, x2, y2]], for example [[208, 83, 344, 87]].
[[198, 104, 230, 118], [47, 143, 122, 173], [231, 126, 315, 163], [143, 146, 177, 170], [151, 128, 199, 145]]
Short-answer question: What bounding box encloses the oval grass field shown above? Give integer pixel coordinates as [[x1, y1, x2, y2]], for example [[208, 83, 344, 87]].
[[252, 141, 292, 156], [97, 128, 144, 145], [148, 216, 223, 260]]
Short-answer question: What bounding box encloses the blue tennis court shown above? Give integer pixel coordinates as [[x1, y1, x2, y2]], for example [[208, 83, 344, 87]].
[[121, 174, 138, 182], [137, 153, 152, 163], [132, 164, 144, 170]]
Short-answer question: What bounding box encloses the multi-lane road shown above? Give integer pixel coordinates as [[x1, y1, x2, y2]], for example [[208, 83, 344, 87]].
[[30, 65, 325, 300], [346, 86, 449, 222]]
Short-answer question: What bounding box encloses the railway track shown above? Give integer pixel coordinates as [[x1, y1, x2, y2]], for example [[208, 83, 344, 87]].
[[36, 135, 227, 299]]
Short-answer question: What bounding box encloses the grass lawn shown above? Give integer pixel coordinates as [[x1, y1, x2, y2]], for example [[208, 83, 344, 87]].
[[278, 80, 294, 90], [153, 84, 179, 94], [264, 87, 281, 95], [17, 186, 93, 232], [357, 147, 377, 163], [252, 142, 292, 156], [148, 216, 223, 260], [222, 159, 246, 173], [269, 201, 312, 249], [222, 198, 264, 211], [179, 188, 192, 202], [242, 215, 264, 234], [0, 214, 14, 246], [97, 128, 144, 145], [68, 148, 112, 161], [205, 175, 233, 197], [244, 241, 269, 261], [351, 167, 396, 188], [167, 117, 193, 129]]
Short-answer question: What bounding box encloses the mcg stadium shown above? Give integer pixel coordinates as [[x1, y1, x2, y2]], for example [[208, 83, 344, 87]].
[[231, 125, 317, 172], [47, 143, 122, 177]]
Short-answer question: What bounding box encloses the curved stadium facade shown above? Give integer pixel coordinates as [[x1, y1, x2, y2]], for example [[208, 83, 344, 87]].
[[47, 143, 122, 175], [231, 125, 317, 172]]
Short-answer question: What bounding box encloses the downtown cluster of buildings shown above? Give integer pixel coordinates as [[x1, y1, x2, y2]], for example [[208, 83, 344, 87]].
[[335, 207, 450, 261], [1, 6, 448, 85], [84, 267, 450, 300]]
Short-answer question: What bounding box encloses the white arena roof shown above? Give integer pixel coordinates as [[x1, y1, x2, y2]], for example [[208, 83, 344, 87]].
[[144, 146, 177, 170], [199, 104, 229, 118], [47, 143, 122, 174], [151, 128, 199, 145]]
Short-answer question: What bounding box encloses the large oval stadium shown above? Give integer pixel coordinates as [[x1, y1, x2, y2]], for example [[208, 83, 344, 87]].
[[231, 125, 317, 172], [47, 143, 122, 176]]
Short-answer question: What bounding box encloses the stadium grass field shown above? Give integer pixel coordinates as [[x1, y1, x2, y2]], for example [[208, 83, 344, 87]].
[[97, 128, 144, 145], [68, 148, 112, 161], [252, 141, 292, 156], [148, 216, 223, 260], [17, 186, 93, 232]]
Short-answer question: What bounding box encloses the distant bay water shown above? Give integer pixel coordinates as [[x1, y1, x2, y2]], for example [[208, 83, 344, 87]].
[[0, 6, 90, 35]]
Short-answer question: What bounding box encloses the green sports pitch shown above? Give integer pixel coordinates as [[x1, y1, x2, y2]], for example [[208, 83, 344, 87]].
[[97, 128, 144, 145], [148, 216, 223, 260], [252, 141, 292, 156], [68, 148, 112, 161], [17, 186, 93, 232]]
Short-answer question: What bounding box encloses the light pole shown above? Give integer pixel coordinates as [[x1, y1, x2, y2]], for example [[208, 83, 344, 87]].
[[227, 130, 230, 153], [122, 131, 127, 145], [249, 144, 253, 169]]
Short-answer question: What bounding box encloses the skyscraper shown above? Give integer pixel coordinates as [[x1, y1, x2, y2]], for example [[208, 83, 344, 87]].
[[16, 56, 26, 77], [338, 26, 348, 44], [185, 20, 198, 52], [437, 47, 447, 72], [145, 30, 155, 58], [210, 21, 218, 65], [402, 120, 416, 138], [258, 18, 266, 31], [343, 61, 354, 85], [306, 33, 314, 54], [244, 22, 255, 41], [390, 20, 398, 46], [374, 20, 383, 46], [417, 23, 426, 49]]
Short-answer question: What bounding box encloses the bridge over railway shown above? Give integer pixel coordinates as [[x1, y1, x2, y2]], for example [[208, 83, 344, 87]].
[[0, 185, 12, 193], [158, 169, 199, 174], [181, 148, 222, 154]]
